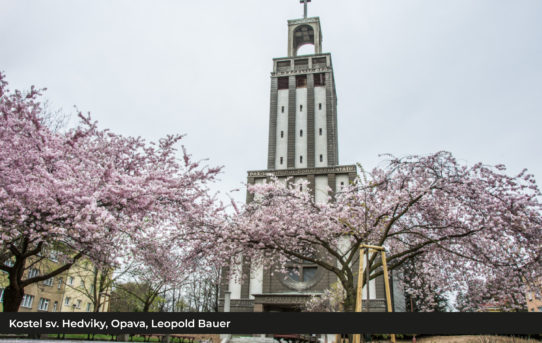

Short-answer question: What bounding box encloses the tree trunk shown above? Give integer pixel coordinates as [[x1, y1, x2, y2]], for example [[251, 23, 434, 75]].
[[343, 287, 356, 313], [3, 285, 24, 312], [143, 300, 151, 312]]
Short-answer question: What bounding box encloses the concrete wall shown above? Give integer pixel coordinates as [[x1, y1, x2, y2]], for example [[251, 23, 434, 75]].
[[314, 175, 328, 204], [228, 255, 243, 300], [314, 86, 327, 167], [275, 89, 289, 169], [249, 264, 264, 300], [335, 174, 349, 193], [295, 87, 308, 168]]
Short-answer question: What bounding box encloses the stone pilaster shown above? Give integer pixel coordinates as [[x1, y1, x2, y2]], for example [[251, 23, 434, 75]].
[[307, 73, 315, 168], [287, 76, 297, 168], [267, 78, 278, 170]]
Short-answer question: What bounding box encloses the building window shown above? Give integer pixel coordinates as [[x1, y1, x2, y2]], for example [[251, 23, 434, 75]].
[[87, 303, 92, 312], [280, 157, 283, 165], [300, 156, 303, 164], [281, 106, 285, 113], [53, 301, 58, 312], [320, 154, 323, 162], [64, 296, 71, 306], [287, 265, 318, 282], [38, 298, 50, 311], [0, 288, 4, 303], [278, 77, 289, 90], [43, 278, 54, 286], [76, 299, 82, 309], [300, 130, 303, 137], [319, 103, 322, 110], [296, 75, 307, 88], [68, 276, 74, 285], [281, 131, 284, 138], [319, 128, 323, 136], [58, 277, 63, 290], [27, 268, 39, 279], [277, 60, 291, 70], [299, 104, 303, 112], [21, 295, 34, 308], [5, 260, 14, 267], [314, 73, 326, 86]]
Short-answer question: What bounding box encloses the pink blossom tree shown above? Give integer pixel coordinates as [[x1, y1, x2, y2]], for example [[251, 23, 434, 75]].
[[0, 73, 222, 312], [225, 152, 542, 312]]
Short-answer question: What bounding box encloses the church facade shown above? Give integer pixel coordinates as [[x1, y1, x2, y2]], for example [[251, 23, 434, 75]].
[[220, 6, 399, 314]]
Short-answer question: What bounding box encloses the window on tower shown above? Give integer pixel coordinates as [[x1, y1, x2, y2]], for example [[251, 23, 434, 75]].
[[300, 130, 303, 137], [314, 73, 326, 86], [313, 57, 327, 67], [294, 59, 309, 70], [300, 156, 303, 164], [277, 60, 291, 71], [319, 103, 322, 110], [320, 154, 323, 162], [278, 77, 289, 90], [281, 131, 284, 138], [280, 157, 284, 165], [299, 104, 303, 112], [319, 128, 323, 136], [281, 106, 285, 113], [296, 75, 307, 88]]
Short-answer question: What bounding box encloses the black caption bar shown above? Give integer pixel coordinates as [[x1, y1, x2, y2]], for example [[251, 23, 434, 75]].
[[1, 313, 541, 334]]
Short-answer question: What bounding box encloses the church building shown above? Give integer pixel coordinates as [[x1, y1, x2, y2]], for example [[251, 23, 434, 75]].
[[221, 1, 397, 314]]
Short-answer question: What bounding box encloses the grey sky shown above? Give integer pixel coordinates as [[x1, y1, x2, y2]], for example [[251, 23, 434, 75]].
[[1, 0, 541, 204]]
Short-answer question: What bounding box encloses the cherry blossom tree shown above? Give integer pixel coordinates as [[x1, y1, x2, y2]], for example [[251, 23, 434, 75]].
[[225, 152, 542, 312], [0, 73, 222, 311]]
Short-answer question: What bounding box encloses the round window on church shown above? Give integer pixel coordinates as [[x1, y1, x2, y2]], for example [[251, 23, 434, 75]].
[[281, 259, 322, 291]]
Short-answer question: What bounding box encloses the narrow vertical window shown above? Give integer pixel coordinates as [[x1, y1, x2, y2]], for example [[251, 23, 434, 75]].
[[319, 128, 323, 136], [280, 157, 283, 165], [319, 103, 322, 110], [299, 185, 303, 191], [320, 154, 323, 162], [281, 106, 285, 113], [281, 131, 284, 138], [300, 130, 303, 137], [300, 156, 303, 164], [300, 104, 303, 112]]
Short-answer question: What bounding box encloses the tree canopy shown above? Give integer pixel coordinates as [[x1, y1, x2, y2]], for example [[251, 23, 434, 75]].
[[224, 152, 542, 311], [0, 73, 223, 311]]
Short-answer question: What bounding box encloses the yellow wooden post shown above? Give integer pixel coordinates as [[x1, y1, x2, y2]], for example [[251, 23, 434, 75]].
[[381, 251, 396, 343], [352, 247, 365, 343]]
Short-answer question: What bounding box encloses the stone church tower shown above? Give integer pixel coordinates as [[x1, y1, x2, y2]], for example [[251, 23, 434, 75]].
[[221, 3, 393, 314]]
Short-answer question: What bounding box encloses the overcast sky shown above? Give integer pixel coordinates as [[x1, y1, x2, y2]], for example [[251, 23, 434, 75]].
[[1, 0, 541, 204]]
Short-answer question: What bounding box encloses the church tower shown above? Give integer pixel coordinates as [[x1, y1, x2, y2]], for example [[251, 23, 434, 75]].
[[220, 2, 391, 315], [267, 16, 339, 173]]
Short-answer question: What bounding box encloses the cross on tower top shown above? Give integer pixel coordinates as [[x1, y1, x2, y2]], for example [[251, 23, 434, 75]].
[[300, 0, 311, 19]]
